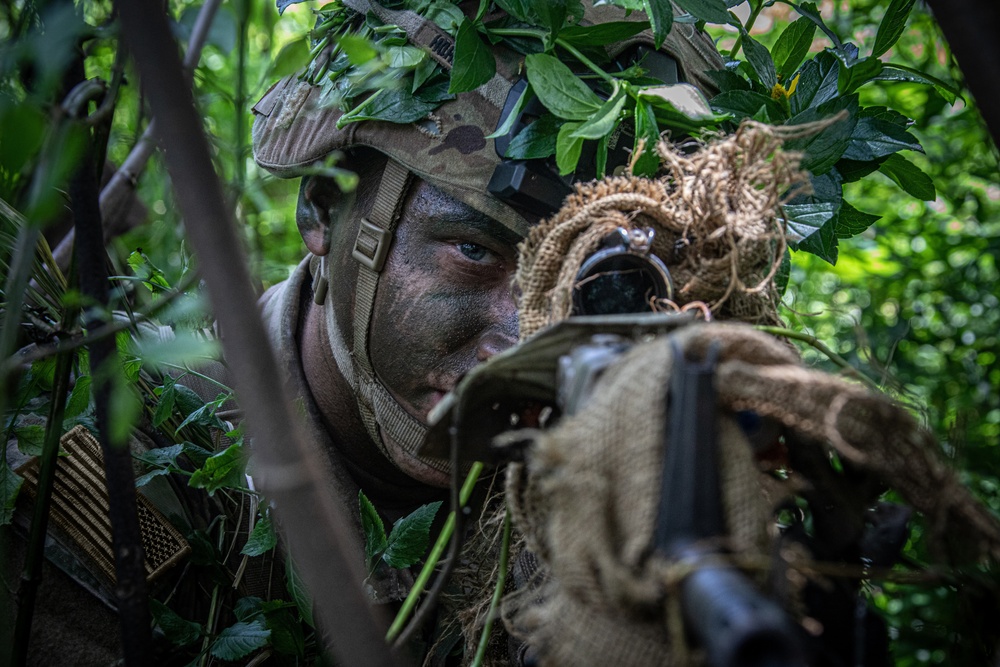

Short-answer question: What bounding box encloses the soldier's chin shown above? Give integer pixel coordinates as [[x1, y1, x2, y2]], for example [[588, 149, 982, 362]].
[[381, 432, 451, 488]]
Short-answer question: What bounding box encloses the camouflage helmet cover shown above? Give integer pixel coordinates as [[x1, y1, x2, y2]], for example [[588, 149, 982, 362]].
[[251, 3, 725, 237]]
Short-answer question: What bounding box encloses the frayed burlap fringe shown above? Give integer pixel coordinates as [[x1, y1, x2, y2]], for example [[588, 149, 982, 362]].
[[516, 120, 811, 340], [498, 323, 1000, 667]]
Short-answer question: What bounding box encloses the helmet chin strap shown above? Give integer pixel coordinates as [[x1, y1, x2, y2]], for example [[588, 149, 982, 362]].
[[318, 159, 450, 475]]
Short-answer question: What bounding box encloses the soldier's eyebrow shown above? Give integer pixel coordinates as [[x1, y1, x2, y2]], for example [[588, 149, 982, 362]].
[[428, 207, 522, 246]]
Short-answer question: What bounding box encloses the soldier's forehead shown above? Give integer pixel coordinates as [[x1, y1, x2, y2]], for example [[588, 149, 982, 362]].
[[407, 180, 522, 245]]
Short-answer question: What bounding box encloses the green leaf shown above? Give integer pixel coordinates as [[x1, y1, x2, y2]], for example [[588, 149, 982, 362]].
[[337, 88, 438, 127], [558, 21, 647, 46], [494, 0, 540, 25], [135, 444, 184, 468], [835, 201, 881, 239], [150, 599, 203, 647], [876, 64, 960, 105], [605, 0, 644, 10], [415, 78, 456, 104], [792, 1, 842, 49], [837, 55, 883, 95], [234, 596, 265, 622], [285, 555, 314, 627], [711, 90, 783, 122], [872, 0, 915, 58], [789, 50, 839, 115], [242, 512, 278, 557], [487, 82, 531, 139], [14, 424, 45, 457], [571, 86, 627, 139], [771, 17, 816, 81], [835, 157, 883, 183], [422, 0, 465, 32], [595, 133, 610, 178], [174, 392, 229, 434], [135, 468, 171, 488], [338, 34, 378, 66], [784, 171, 843, 264], [385, 45, 426, 69], [210, 619, 271, 661], [642, 0, 673, 48], [535, 0, 574, 36], [795, 214, 839, 263], [127, 249, 170, 292], [673, 0, 731, 23], [382, 500, 443, 569], [63, 375, 91, 422], [182, 442, 213, 468], [30, 357, 56, 392], [266, 39, 311, 80], [265, 607, 306, 657], [152, 377, 176, 428], [878, 153, 936, 201], [175, 403, 220, 433], [449, 19, 496, 94], [841, 115, 921, 162], [739, 29, 776, 89], [188, 442, 246, 495], [707, 68, 751, 93], [638, 83, 719, 121], [359, 490, 387, 571], [525, 53, 602, 120], [505, 114, 560, 159], [784, 95, 858, 174], [1, 461, 24, 526], [632, 98, 660, 177], [555, 121, 585, 176], [171, 383, 209, 423]]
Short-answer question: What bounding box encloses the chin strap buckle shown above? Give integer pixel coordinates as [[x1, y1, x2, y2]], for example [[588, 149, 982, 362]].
[[352, 218, 393, 272]]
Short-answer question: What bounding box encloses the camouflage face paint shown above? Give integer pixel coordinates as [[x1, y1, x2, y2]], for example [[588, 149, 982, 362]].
[[368, 180, 520, 424]]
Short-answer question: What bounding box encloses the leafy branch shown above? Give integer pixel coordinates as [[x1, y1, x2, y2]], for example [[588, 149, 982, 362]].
[[360, 490, 442, 577]]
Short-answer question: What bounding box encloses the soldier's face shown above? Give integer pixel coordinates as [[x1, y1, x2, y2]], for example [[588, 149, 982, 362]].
[[364, 180, 521, 484]]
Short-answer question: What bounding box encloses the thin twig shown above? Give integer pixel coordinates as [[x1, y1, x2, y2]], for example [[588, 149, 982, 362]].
[[388, 461, 485, 645], [470, 508, 512, 667], [756, 325, 881, 392]]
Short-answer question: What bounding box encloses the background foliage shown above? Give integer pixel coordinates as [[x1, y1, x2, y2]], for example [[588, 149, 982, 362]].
[[708, 4, 1000, 664], [1, 0, 998, 665]]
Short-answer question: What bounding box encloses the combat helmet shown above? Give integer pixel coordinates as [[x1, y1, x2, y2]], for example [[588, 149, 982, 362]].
[[251, 0, 727, 469]]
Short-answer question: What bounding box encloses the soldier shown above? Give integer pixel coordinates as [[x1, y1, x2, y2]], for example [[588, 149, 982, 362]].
[[248, 0, 724, 604], [4, 2, 726, 664]]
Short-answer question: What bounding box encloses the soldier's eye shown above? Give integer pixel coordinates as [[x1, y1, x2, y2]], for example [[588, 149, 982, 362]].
[[457, 242, 498, 264]]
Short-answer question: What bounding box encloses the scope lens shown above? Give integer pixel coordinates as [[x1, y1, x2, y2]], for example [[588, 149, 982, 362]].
[[573, 253, 669, 316]]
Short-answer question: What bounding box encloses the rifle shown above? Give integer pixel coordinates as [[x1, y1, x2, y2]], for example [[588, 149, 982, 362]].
[[421, 226, 901, 667]]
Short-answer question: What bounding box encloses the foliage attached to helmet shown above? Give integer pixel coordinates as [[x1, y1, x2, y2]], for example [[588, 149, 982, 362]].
[[265, 0, 947, 268]]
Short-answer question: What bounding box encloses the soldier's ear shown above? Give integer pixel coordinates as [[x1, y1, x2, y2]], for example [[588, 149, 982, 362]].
[[296, 175, 354, 256]]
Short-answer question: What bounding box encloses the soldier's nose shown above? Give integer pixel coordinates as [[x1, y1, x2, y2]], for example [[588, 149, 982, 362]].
[[476, 310, 518, 362]]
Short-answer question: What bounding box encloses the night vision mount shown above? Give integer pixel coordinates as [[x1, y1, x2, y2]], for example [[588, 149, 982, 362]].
[[487, 46, 681, 216]]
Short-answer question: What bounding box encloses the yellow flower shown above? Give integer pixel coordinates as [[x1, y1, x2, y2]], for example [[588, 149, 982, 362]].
[[770, 73, 801, 101]]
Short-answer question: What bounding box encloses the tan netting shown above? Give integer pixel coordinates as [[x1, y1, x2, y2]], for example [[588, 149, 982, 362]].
[[516, 121, 814, 339]]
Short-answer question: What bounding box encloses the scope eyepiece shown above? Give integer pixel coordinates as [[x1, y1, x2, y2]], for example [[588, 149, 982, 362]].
[[572, 227, 673, 316]]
